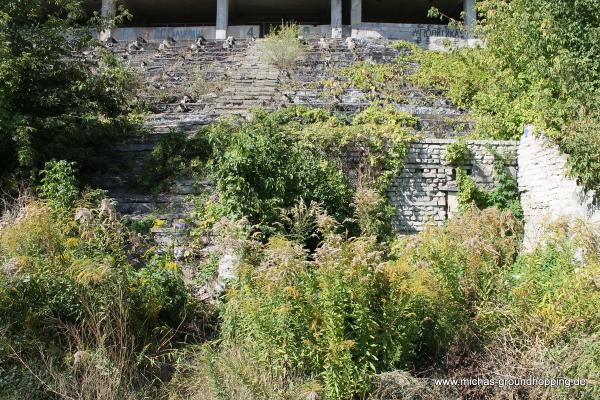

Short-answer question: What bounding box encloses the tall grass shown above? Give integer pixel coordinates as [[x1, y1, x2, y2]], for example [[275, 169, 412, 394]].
[[260, 23, 306, 70]]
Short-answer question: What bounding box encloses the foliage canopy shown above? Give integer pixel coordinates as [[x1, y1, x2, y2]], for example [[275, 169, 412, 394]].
[[0, 0, 138, 191]]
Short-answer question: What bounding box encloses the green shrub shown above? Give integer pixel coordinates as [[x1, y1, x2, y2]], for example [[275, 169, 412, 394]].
[[221, 233, 442, 399], [0, 166, 201, 398], [38, 160, 79, 211], [353, 188, 394, 241], [199, 110, 355, 238], [0, 0, 139, 189], [137, 130, 210, 193], [401, 208, 522, 327], [445, 141, 471, 166], [193, 106, 416, 243], [408, 0, 600, 192], [455, 150, 523, 219]]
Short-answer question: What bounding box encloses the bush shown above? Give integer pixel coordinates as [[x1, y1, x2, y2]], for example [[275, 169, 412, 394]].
[[397, 208, 522, 334], [0, 0, 139, 190], [0, 163, 202, 399], [137, 131, 209, 193], [260, 23, 306, 70], [182, 208, 518, 399], [455, 150, 523, 219], [199, 109, 355, 238], [444, 141, 471, 166], [409, 0, 600, 192], [38, 160, 80, 211], [192, 105, 416, 245], [220, 232, 443, 398]]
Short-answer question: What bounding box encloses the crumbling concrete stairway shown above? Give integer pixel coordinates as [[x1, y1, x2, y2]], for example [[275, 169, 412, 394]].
[[285, 38, 471, 138], [90, 37, 472, 241], [84, 36, 476, 291]]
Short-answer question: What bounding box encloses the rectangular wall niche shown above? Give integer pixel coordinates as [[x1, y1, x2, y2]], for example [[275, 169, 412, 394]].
[[446, 191, 459, 219]]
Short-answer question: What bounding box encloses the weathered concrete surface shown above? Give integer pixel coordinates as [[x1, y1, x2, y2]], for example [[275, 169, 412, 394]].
[[352, 22, 464, 47], [428, 36, 484, 52], [112, 25, 259, 41], [93, 38, 474, 226], [111, 22, 464, 44], [518, 127, 600, 251]]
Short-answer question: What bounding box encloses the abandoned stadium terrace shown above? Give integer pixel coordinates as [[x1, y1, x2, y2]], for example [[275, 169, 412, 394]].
[[88, 0, 476, 44]]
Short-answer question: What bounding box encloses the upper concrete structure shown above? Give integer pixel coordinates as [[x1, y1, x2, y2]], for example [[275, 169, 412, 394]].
[[94, 0, 476, 43]]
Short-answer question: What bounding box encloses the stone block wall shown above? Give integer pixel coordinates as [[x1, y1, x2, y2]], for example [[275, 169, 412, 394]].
[[388, 139, 519, 233], [518, 128, 600, 251]]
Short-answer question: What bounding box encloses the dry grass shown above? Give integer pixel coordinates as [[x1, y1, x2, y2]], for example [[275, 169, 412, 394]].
[[10, 290, 163, 400], [164, 346, 322, 400]]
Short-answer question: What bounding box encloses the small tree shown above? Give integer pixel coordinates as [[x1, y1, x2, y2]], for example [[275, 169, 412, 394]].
[[260, 23, 306, 70], [0, 0, 138, 191]]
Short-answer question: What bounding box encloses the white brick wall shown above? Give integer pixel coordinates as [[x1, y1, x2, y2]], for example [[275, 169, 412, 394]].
[[387, 139, 519, 233], [518, 127, 600, 250]]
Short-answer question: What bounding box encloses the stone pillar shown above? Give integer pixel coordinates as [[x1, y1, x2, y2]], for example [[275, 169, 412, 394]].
[[464, 0, 476, 34], [216, 0, 229, 40], [99, 0, 116, 41], [331, 0, 342, 38], [351, 0, 362, 37]]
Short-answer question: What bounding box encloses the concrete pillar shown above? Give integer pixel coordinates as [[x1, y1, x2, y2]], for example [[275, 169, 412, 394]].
[[331, 0, 342, 38], [216, 0, 229, 40], [464, 0, 476, 33], [99, 0, 116, 41], [351, 0, 362, 37]]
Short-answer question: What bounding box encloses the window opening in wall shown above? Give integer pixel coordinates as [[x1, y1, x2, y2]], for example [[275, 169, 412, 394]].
[[451, 167, 472, 180]]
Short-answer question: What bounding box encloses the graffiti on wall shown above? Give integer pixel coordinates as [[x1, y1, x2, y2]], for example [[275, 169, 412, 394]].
[[411, 24, 464, 45]]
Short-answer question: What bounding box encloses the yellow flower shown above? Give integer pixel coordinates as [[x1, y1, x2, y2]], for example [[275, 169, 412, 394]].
[[165, 262, 180, 272], [66, 237, 79, 248], [151, 219, 167, 231]]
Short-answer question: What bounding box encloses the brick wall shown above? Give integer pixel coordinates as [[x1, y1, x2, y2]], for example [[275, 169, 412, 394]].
[[518, 127, 600, 250], [388, 139, 519, 233]]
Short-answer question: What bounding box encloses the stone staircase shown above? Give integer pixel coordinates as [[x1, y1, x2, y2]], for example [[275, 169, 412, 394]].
[[90, 37, 472, 238], [284, 39, 472, 137]]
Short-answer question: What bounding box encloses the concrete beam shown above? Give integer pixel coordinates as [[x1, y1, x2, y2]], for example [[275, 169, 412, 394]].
[[464, 0, 476, 33], [331, 0, 342, 38], [351, 0, 361, 37], [216, 0, 229, 40], [100, 0, 116, 41]]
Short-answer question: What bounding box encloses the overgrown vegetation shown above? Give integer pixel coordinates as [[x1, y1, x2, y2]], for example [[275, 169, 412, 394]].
[[317, 0, 600, 193], [150, 105, 416, 244], [416, 0, 600, 193], [168, 206, 600, 400], [2, 1, 599, 399], [445, 143, 523, 218], [0, 0, 140, 193], [0, 162, 204, 399], [260, 23, 306, 70]]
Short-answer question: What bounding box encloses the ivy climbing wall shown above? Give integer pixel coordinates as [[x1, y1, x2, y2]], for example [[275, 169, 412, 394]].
[[390, 139, 519, 233]]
